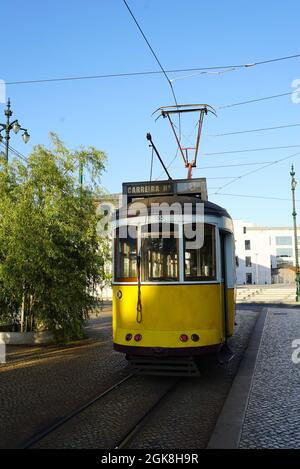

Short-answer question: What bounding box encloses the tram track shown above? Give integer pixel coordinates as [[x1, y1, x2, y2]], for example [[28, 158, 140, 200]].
[[114, 379, 180, 449], [19, 373, 135, 449], [19, 373, 180, 449]]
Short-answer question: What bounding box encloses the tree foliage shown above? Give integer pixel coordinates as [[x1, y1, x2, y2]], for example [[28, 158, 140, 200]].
[[0, 133, 109, 340]]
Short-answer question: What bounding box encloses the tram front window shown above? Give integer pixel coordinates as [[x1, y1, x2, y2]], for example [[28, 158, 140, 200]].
[[115, 227, 137, 281], [142, 223, 179, 281], [184, 224, 216, 281]]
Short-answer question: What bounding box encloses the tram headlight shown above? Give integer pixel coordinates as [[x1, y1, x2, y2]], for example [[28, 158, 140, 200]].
[[125, 333, 132, 341], [134, 334, 142, 342], [180, 334, 189, 342], [191, 334, 200, 342]]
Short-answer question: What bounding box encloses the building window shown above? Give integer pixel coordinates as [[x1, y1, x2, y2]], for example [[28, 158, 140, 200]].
[[245, 256, 252, 267], [246, 273, 252, 284], [245, 240, 251, 250], [276, 248, 293, 258], [243, 226, 247, 234], [275, 236, 292, 245], [235, 256, 239, 267]]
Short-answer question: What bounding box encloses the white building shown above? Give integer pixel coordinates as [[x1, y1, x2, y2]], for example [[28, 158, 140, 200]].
[[233, 220, 299, 285]]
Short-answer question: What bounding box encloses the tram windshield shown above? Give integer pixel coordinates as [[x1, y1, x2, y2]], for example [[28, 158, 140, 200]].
[[184, 224, 216, 281], [115, 227, 137, 281], [142, 223, 179, 282]]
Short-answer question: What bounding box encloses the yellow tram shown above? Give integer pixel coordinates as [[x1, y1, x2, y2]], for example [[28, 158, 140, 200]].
[[112, 178, 236, 374]]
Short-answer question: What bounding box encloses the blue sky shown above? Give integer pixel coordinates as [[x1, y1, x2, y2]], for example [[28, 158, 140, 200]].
[[1, 0, 300, 225]]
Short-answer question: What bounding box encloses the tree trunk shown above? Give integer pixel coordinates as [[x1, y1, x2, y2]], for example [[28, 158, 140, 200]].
[[20, 292, 25, 333]]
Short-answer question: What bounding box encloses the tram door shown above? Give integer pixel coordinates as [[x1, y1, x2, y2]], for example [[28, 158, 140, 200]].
[[220, 231, 230, 340]]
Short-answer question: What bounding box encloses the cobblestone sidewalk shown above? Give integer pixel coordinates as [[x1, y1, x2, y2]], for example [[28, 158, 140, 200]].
[[239, 308, 300, 448]]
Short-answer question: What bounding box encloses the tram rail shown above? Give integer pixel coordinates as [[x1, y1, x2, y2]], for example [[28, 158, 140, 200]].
[[18, 373, 180, 449], [19, 373, 135, 449], [114, 379, 180, 449]]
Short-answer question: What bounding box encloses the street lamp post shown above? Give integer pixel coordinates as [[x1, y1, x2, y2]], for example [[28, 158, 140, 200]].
[[0, 98, 30, 163], [290, 164, 300, 302]]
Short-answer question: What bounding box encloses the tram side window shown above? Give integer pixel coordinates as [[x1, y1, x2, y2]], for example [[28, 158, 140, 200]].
[[142, 223, 179, 281], [184, 224, 216, 281], [115, 227, 137, 281]]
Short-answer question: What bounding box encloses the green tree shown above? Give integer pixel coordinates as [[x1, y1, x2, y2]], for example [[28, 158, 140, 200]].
[[0, 133, 109, 341]]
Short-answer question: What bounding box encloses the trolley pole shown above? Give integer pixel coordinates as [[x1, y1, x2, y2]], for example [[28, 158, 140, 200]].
[[290, 164, 300, 302]]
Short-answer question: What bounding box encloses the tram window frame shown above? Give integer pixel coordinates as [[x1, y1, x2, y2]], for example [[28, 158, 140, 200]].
[[141, 223, 179, 282], [114, 226, 138, 282], [183, 223, 216, 281]]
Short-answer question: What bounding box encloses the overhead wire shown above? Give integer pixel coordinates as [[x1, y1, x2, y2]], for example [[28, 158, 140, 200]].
[[161, 142, 300, 176], [158, 143, 300, 176], [192, 161, 277, 169], [169, 67, 238, 83], [122, 0, 182, 179], [211, 192, 300, 202], [2, 20, 299, 186], [203, 144, 300, 156], [214, 150, 300, 194], [216, 91, 295, 110], [0, 142, 28, 163], [171, 50, 300, 84], [209, 123, 300, 137], [206, 176, 239, 179], [155, 114, 300, 176], [8, 144, 28, 163], [122, 0, 181, 138], [4, 53, 300, 86]]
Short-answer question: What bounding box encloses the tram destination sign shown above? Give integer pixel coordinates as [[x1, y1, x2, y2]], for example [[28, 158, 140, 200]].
[[123, 178, 207, 201]]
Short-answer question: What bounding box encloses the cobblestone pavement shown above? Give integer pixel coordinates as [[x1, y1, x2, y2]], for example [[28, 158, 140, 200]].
[[0, 307, 258, 449], [33, 375, 175, 449], [126, 309, 258, 449], [239, 308, 300, 449], [0, 309, 129, 449]]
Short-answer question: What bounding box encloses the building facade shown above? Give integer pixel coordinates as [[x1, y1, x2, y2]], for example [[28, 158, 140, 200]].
[[233, 220, 299, 285]]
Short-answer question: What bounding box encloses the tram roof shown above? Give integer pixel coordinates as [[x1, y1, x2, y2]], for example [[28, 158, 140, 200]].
[[116, 195, 232, 220]]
